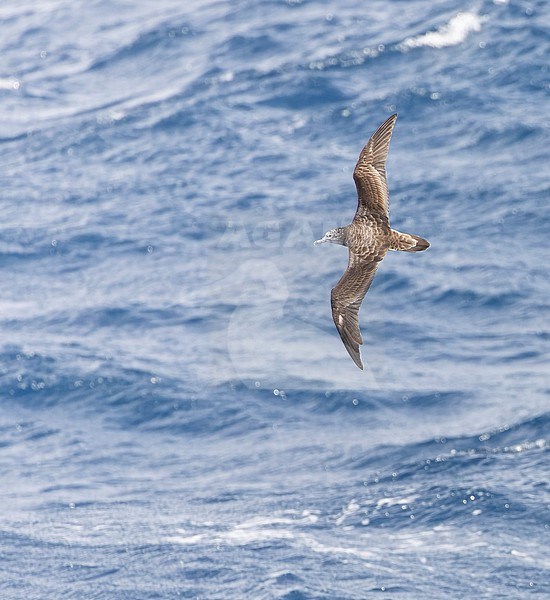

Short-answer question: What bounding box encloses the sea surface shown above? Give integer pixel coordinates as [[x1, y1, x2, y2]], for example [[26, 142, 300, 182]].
[[1, 0, 548, 598]]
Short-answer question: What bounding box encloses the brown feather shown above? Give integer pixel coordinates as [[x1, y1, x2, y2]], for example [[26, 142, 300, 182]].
[[353, 113, 397, 221], [330, 257, 380, 370]]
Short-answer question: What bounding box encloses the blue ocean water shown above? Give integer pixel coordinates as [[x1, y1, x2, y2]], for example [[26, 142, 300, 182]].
[[1, 0, 548, 597]]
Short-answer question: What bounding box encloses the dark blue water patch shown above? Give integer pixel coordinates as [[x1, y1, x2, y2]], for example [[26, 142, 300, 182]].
[[57, 231, 145, 257], [353, 411, 549, 468], [331, 453, 547, 532], [1, 351, 204, 430], [0, 227, 55, 259], [54, 304, 187, 331], [349, 415, 548, 483], [268, 387, 467, 419], [89, 20, 200, 73], [427, 286, 525, 311], [146, 73, 244, 133], [272, 571, 303, 586], [40, 482, 97, 495], [148, 102, 201, 132], [374, 269, 413, 294], [501, 349, 541, 363], [0, 420, 57, 450], [404, 389, 464, 410], [475, 121, 542, 150], [258, 73, 351, 110], [0, 129, 29, 144], [222, 31, 284, 57], [278, 591, 319, 600]]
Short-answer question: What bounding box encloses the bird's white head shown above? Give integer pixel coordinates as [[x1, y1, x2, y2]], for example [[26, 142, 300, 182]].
[[314, 227, 347, 246]]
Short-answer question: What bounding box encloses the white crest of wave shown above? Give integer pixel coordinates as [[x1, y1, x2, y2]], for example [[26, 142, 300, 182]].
[[400, 11, 485, 50], [0, 77, 20, 90]]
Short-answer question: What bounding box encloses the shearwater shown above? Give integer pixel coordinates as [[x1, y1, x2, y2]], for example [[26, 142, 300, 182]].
[[314, 114, 430, 369]]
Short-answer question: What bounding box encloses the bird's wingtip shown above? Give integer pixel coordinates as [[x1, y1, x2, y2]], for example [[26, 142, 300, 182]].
[[351, 352, 364, 370]]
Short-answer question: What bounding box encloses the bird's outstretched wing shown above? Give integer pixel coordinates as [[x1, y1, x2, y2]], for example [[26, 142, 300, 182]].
[[353, 113, 397, 221], [330, 255, 380, 369]]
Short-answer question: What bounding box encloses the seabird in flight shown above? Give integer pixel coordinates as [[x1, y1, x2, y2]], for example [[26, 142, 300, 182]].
[[314, 114, 430, 369]]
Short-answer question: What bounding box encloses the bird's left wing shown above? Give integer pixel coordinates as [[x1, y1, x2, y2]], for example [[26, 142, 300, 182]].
[[330, 254, 380, 369], [353, 113, 397, 222]]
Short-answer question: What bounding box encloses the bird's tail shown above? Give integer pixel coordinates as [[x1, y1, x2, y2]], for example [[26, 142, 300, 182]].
[[389, 230, 430, 252], [405, 234, 430, 252]]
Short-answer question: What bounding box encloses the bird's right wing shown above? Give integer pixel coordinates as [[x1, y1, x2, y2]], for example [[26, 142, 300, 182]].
[[330, 255, 380, 370], [353, 113, 397, 221]]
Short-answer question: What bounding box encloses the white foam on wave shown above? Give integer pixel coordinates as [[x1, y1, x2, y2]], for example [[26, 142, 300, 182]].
[[0, 77, 20, 90], [165, 510, 320, 546], [400, 12, 485, 50]]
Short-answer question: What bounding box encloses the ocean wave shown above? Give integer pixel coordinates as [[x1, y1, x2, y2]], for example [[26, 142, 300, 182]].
[[2, 0, 549, 596]]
